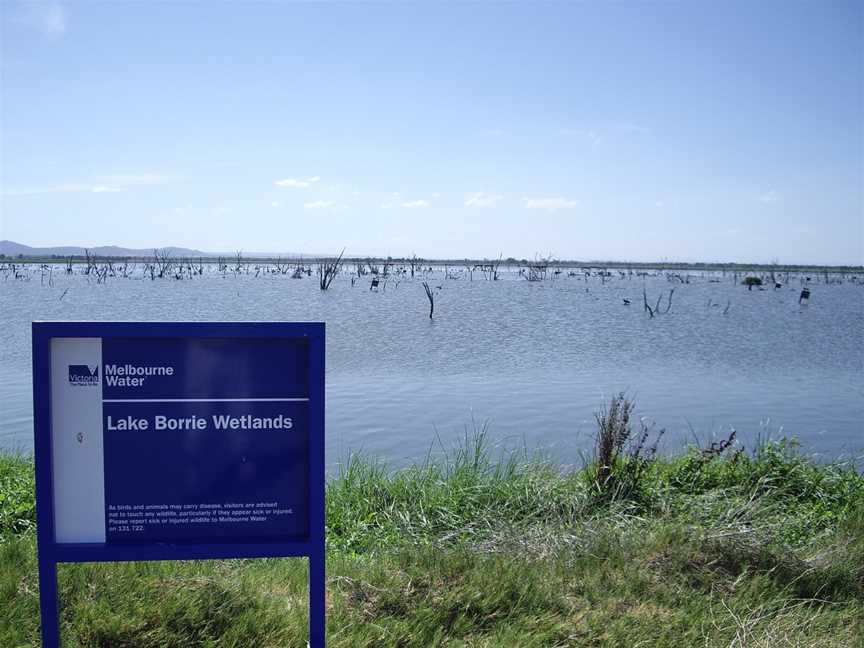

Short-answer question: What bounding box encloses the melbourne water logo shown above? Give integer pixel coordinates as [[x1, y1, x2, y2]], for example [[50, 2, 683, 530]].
[[68, 365, 99, 386]]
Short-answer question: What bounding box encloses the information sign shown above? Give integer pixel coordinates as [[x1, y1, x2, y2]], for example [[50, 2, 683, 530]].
[[32, 322, 325, 647]]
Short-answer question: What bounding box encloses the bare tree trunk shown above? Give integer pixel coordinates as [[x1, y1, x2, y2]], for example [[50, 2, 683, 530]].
[[422, 281, 434, 319], [643, 286, 654, 318], [317, 248, 345, 291]]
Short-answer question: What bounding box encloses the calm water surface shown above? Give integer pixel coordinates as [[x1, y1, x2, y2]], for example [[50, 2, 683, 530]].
[[1, 265, 862, 468]]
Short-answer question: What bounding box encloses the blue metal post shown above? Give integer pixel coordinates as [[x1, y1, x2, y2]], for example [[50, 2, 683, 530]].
[[33, 324, 60, 648], [308, 327, 326, 646], [309, 552, 326, 647], [37, 561, 60, 648]]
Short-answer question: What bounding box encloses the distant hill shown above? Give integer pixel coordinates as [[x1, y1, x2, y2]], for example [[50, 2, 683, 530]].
[[0, 240, 215, 258], [0, 240, 335, 259]]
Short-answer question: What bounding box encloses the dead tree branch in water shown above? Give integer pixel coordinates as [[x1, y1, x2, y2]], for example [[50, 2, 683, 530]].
[[83, 249, 98, 276], [422, 281, 435, 319], [527, 255, 550, 281], [95, 264, 109, 284], [154, 249, 173, 278], [464, 260, 474, 281], [318, 248, 345, 291], [643, 287, 654, 318], [40, 264, 54, 286], [642, 286, 674, 317]]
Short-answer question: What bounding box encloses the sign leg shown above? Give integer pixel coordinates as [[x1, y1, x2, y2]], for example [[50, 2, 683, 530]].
[[38, 559, 60, 648], [309, 553, 326, 647]]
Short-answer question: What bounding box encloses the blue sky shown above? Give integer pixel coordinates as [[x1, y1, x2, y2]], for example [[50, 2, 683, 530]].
[[1, 1, 861, 263]]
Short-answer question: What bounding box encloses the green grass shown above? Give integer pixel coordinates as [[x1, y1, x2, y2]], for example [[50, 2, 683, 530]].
[[0, 453, 36, 537], [2, 433, 863, 647]]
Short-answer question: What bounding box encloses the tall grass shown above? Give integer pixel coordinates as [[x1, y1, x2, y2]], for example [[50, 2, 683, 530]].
[[327, 421, 588, 554]]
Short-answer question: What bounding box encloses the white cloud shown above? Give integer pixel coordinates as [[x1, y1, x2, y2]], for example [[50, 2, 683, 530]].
[[760, 190, 779, 204], [523, 197, 577, 210], [1, 171, 164, 196], [275, 176, 320, 188], [271, 201, 280, 208], [401, 200, 429, 209], [303, 200, 335, 209], [3, 183, 117, 196], [465, 192, 502, 208]]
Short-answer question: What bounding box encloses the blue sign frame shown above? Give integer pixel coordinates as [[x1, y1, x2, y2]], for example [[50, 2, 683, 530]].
[[32, 322, 326, 647]]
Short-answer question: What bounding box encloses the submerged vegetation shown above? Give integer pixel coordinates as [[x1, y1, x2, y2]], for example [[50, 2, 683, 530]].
[[3, 248, 863, 287], [3, 249, 863, 325], [2, 397, 862, 647]]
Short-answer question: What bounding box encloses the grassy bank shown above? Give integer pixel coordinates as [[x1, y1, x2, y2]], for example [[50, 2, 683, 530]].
[[2, 430, 863, 647]]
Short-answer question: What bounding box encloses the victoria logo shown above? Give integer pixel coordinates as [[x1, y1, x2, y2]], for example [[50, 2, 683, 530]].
[[69, 364, 99, 386]]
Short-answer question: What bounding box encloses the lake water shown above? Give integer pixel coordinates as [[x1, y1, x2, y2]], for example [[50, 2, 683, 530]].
[[1, 264, 862, 469]]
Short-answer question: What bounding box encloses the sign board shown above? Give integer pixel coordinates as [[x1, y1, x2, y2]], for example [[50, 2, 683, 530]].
[[32, 322, 325, 647]]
